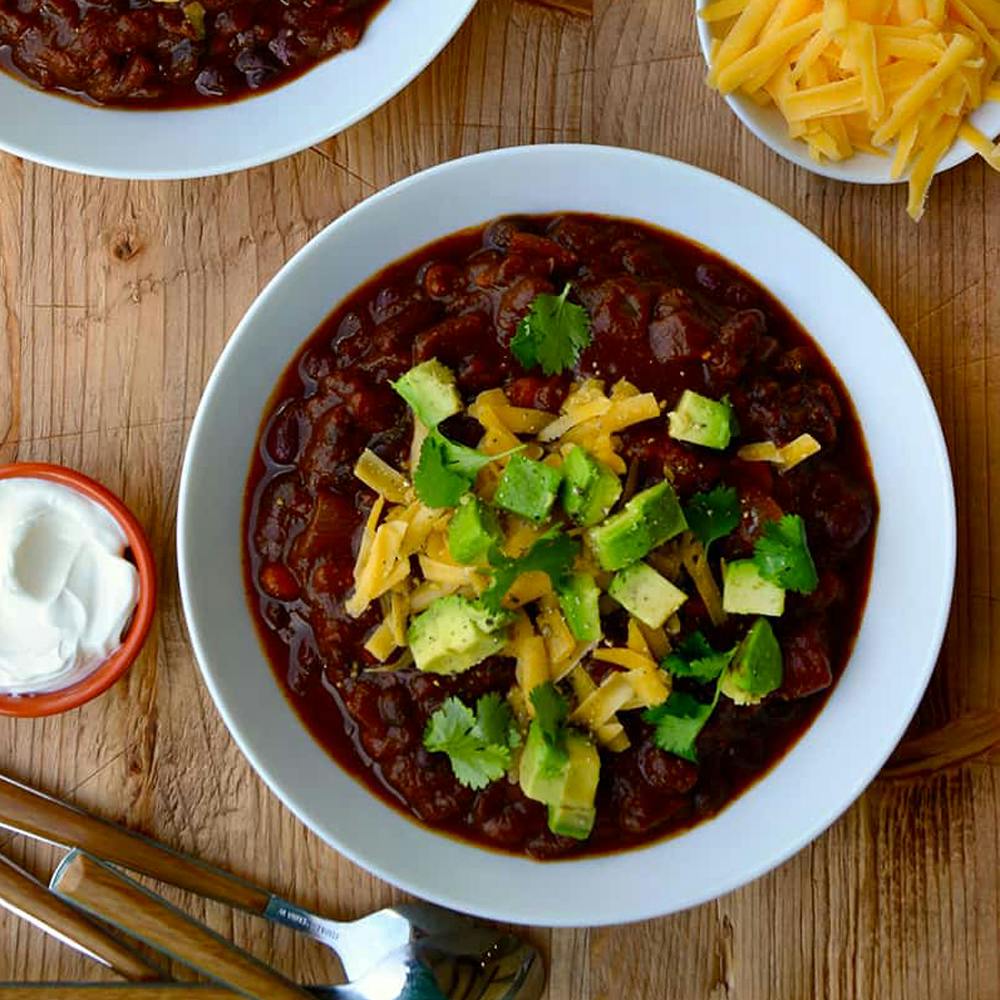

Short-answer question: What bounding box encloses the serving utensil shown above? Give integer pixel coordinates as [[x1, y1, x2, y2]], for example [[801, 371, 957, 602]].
[[0, 775, 493, 982], [50, 850, 543, 1000]]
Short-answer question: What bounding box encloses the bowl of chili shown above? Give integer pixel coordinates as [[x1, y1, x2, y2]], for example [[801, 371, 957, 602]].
[[0, 0, 475, 179], [178, 144, 955, 925]]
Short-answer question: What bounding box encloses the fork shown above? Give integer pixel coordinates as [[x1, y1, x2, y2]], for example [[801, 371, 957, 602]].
[[0, 774, 486, 982]]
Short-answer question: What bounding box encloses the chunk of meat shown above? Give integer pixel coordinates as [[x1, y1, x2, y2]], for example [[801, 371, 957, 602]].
[[287, 490, 359, 585], [607, 747, 691, 835], [648, 288, 712, 363], [789, 466, 875, 557], [620, 430, 723, 496], [779, 622, 833, 699], [705, 309, 766, 392], [504, 374, 570, 412], [471, 781, 543, 848], [383, 749, 474, 824]]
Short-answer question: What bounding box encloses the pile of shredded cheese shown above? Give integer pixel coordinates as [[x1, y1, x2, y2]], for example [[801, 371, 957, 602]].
[[346, 377, 823, 755], [701, 0, 1000, 219]]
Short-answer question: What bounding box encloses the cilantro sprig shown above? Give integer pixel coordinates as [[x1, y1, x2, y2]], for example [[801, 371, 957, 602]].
[[510, 283, 592, 376], [643, 688, 721, 764], [479, 529, 580, 614], [753, 514, 819, 594], [423, 694, 520, 790], [684, 485, 740, 554], [414, 431, 520, 508], [663, 631, 736, 683], [650, 631, 737, 760]]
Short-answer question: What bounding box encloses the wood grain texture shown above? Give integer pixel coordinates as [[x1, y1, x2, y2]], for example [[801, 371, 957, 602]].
[[0, 1, 997, 997]]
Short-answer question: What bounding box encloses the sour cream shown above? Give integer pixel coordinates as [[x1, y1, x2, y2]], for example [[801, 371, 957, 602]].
[[0, 478, 139, 695]]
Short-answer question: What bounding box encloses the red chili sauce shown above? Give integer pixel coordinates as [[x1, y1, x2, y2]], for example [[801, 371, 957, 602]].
[[243, 213, 877, 860], [0, 0, 385, 107]]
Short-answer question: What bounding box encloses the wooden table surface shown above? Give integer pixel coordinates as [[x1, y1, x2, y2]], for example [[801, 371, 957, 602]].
[[1, 1, 998, 997]]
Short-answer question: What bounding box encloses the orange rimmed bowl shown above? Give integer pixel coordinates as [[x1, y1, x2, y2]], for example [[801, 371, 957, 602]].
[[0, 463, 156, 718]]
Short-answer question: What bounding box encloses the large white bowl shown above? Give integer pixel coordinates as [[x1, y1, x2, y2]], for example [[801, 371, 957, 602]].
[[178, 144, 955, 926], [694, 0, 1000, 184], [0, 0, 475, 179]]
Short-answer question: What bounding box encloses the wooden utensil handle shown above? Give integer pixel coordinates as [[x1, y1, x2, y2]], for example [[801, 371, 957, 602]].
[[0, 854, 162, 982], [51, 852, 312, 1000], [0, 775, 270, 913], [0, 989, 239, 999]]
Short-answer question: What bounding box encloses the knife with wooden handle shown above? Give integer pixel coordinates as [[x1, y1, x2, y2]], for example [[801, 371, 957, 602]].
[[0, 852, 163, 982], [50, 851, 313, 1000]]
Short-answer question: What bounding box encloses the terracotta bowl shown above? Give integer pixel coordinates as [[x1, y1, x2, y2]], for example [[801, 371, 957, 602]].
[[0, 463, 156, 717]]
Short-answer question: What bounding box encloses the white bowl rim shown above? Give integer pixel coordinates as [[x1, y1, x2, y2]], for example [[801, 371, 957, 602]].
[[0, 0, 476, 180], [178, 143, 956, 926], [692, 0, 1000, 185]]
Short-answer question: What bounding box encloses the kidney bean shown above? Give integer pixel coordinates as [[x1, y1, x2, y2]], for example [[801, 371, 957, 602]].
[[258, 562, 300, 602]]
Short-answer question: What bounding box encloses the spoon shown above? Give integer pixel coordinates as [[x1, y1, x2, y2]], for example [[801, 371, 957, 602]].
[[50, 850, 544, 1000], [0, 774, 501, 982]]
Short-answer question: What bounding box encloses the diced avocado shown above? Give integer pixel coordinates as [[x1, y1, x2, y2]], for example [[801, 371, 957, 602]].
[[518, 721, 568, 804], [519, 724, 600, 841], [546, 732, 600, 840], [391, 359, 462, 429], [587, 481, 688, 571], [722, 560, 786, 617], [556, 572, 602, 643], [561, 445, 623, 527], [608, 561, 687, 629], [494, 454, 563, 523], [407, 595, 509, 674], [448, 496, 501, 564], [721, 617, 783, 705], [668, 390, 733, 450]]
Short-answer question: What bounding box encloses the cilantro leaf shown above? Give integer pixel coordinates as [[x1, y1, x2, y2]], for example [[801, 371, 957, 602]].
[[529, 682, 570, 775], [753, 514, 819, 594], [479, 529, 580, 613], [423, 695, 518, 790], [413, 430, 520, 509], [474, 692, 520, 749], [509, 283, 592, 376], [643, 690, 720, 763], [684, 486, 740, 554], [663, 631, 736, 683]]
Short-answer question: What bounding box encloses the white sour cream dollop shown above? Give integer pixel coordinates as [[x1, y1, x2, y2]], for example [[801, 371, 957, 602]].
[[0, 478, 140, 694]]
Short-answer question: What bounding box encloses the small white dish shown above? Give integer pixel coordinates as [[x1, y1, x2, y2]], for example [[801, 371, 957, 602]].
[[178, 144, 955, 926], [693, 0, 1000, 184], [0, 0, 475, 180]]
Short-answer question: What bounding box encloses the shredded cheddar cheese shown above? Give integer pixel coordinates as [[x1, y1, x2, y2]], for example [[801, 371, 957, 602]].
[[737, 432, 822, 470], [354, 449, 411, 504], [702, 0, 1000, 219], [681, 534, 727, 627]]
